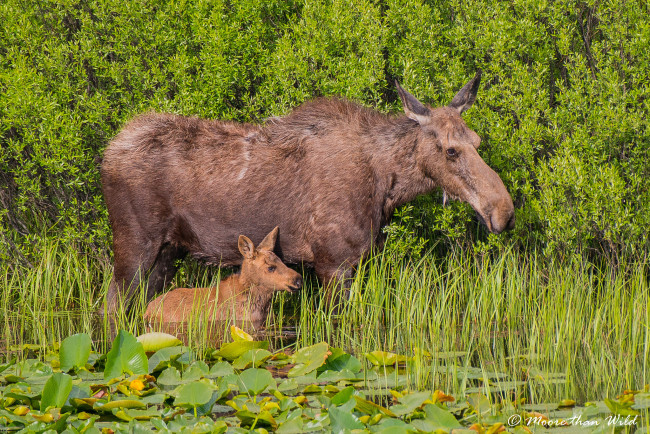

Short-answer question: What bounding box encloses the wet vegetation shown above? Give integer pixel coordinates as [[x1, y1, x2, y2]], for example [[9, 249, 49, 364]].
[[2, 244, 649, 430], [1, 326, 648, 432]]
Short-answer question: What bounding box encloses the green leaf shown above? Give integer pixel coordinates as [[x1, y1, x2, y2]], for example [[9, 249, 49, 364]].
[[331, 386, 355, 406], [328, 405, 364, 431], [236, 409, 278, 430], [59, 333, 92, 372], [468, 393, 492, 416], [288, 342, 330, 377], [40, 372, 73, 411], [237, 368, 276, 396], [364, 351, 408, 366], [113, 407, 162, 421], [182, 360, 209, 381], [317, 369, 361, 383], [136, 332, 182, 352], [422, 403, 462, 429], [371, 417, 416, 433], [213, 340, 269, 361], [230, 325, 253, 342], [95, 399, 147, 411], [157, 367, 182, 388], [173, 381, 216, 409], [276, 415, 304, 433], [389, 391, 431, 416], [147, 345, 188, 373], [232, 349, 272, 370], [354, 395, 397, 417], [195, 380, 230, 416], [320, 348, 362, 373], [604, 398, 640, 416], [207, 361, 235, 378], [104, 330, 149, 380]]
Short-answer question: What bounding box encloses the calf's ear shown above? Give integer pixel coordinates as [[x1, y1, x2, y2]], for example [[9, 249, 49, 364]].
[[238, 235, 256, 259], [257, 226, 279, 252]]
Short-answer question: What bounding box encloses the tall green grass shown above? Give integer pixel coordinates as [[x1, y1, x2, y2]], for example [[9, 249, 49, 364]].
[[1, 242, 648, 406], [293, 248, 650, 404], [1, 241, 110, 354]]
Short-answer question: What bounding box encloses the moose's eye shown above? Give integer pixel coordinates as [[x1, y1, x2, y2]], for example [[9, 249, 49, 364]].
[[267, 266, 276, 272], [446, 148, 457, 157]]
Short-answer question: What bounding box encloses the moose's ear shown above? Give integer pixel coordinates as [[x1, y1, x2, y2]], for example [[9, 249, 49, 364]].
[[257, 226, 279, 252], [396, 80, 431, 125], [448, 70, 481, 114], [238, 235, 255, 259]]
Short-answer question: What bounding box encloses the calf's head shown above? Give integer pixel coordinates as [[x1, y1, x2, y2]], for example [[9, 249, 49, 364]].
[[238, 227, 303, 293], [396, 72, 515, 234]]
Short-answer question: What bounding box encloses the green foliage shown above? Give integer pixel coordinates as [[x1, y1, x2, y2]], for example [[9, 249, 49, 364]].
[[135, 332, 181, 353], [59, 333, 92, 373], [40, 372, 73, 411], [104, 330, 148, 380], [1, 0, 649, 263], [1, 331, 647, 431]]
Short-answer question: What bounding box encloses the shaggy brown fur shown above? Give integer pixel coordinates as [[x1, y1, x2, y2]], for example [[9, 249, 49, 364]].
[[101, 72, 514, 315], [144, 227, 302, 330]]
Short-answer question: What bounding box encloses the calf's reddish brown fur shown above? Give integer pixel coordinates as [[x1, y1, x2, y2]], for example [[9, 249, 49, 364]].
[[144, 227, 302, 330], [102, 72, 514, 316]]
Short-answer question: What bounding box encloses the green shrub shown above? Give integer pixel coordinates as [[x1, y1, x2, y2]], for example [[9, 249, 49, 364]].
[[1, 0, 649, 266]]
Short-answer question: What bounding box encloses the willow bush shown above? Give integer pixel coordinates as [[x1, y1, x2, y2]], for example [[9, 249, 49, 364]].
[[1, 0, 649, 266]]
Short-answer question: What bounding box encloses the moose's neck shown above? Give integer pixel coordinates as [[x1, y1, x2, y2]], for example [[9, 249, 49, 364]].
[[367, 116, 437, 221]]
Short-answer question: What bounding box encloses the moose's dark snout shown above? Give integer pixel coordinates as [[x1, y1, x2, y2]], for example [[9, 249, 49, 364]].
[[291, 276, 303, 292], [489, 209, 515, 235]]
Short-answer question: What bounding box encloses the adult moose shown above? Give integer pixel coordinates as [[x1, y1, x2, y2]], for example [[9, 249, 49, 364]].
[[101, 71, 514, 316]]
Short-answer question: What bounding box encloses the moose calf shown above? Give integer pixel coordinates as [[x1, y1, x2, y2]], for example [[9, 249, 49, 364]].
[[144, 227, 302, 331]]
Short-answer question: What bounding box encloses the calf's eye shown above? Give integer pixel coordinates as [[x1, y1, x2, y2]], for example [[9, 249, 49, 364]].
[[268, 266, 276, 272], [446, 148, 457, 157]]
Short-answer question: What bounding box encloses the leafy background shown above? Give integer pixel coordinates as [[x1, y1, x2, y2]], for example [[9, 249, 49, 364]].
[[1, 0, 649, 266]]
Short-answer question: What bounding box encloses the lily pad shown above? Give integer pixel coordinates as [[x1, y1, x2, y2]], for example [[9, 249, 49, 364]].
[[157, 366, 182, 387], [136, 332, 182, 352], [390, 391, 431, 416], [319, 348, 362, 373], [94, 399, 147, 411], [104, 330, 148, 380], [113, 407, 162, 421], [331, 386, 355, 405], [147, 345, 188, 373], [236, 409, 278, 430], [237, 368, 276, 396], [354, 395, 397, 417], [59, 333, 92, 372], [288, 342, 330, 377], [207, 361, 235, 378], [173, 381, 216, 409], [232, 349, 272, 370], [230, 325, 253, 342], [213, 340, 269, 361], [40, 372, 73, 411], [328, 405, 364, 431], [365, 351, 408, 367]]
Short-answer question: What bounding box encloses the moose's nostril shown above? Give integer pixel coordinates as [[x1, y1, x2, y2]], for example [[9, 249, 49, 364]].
[[294, 276, 303, 288], [507, 214, 515, 230]]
